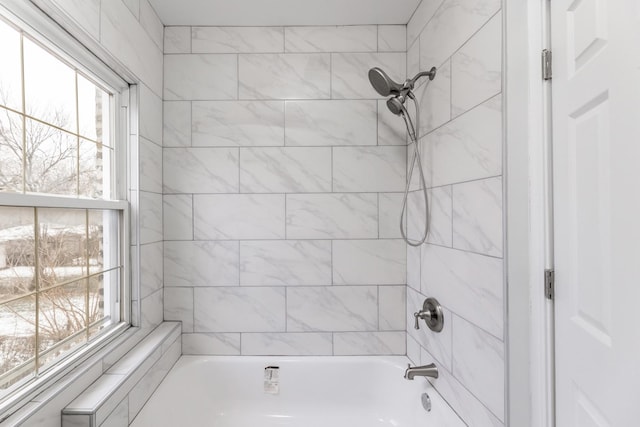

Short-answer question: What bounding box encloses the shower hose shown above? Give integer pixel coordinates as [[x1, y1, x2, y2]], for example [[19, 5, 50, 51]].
[[398, 91, 430, 247]]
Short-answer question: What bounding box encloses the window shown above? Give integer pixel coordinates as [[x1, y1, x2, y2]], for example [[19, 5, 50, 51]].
[[0, 11, 128, 398]]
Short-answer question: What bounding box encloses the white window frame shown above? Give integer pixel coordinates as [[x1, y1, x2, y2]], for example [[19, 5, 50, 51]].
[[0, 0, 132, 415]]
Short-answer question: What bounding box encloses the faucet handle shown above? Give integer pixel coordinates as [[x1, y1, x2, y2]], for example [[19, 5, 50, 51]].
[[413, 298, 444, 333]]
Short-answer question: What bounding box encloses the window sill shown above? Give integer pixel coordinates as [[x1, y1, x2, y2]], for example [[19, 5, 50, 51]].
[[0, 322, 137, 423]]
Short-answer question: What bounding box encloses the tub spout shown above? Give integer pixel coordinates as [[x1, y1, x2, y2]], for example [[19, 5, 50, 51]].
[[404, 363, 438, 380]]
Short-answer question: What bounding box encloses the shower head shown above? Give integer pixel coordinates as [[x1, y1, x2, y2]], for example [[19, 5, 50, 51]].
[[386, 96, 406, 116], [369, 66, 438, 116], [368, 67, 404, 97]]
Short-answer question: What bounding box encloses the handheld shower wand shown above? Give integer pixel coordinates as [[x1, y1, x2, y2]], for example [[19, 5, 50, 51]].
[[367, 66, 437, 247]]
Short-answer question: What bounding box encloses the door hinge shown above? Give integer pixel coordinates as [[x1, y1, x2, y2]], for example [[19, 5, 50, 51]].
[[542, 49, 552, 80], [545, 269, 555, 300]]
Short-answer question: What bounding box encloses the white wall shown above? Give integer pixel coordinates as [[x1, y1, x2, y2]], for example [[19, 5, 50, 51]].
[[162, 24, 410, 356], [405, 0, 505, 426]]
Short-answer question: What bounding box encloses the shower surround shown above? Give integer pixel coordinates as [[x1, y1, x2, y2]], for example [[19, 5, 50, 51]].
[[405, 1, 505, 426], [162, 25, 410, 356]]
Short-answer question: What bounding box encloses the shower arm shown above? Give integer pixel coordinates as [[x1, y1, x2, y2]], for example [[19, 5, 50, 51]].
[[404, 67, 437, 91]]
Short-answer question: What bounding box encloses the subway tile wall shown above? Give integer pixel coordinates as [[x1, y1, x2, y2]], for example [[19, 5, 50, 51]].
[[162, 25, 409, 356], [405, 1, 504, 426]]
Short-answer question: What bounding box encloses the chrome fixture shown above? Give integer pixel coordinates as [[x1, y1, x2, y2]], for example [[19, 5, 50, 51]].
[[413, 297, 444, 332], [404, 363, 439, 380], [367, 66, 437, 247]]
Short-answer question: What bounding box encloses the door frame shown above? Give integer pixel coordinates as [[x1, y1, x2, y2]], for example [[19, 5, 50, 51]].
[[504, 0, 555, 426]]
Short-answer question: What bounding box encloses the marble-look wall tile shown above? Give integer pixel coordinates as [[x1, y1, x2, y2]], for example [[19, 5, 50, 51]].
[[163, 147, 239, 193], [407, 6, 506, 424], [192, 101, 284, 147], [379, 286, 406, 330], [157, 23, 413, 359], [421, 244, 503, 339], [452, 315, 505, 420], [139, 84, 163, 145], [451, 12, 502, 116], [139, 137, 162, 193], [163, 194, 193, 240], [287, 286, 378, 331], [140, 242, 163, 298], [241, 333, 333, 355], [240, 147, 332, 192], [164, 27, 191, 54], [164, 241, 239, 286], [333, 146, 406, 192], [407, 287, 453, 370], [333, 239, 406, 285], [240, 240, 332, 286], [139, 191, 162, 244], [285, 100, 377, 146], [378, 100, 407, 146], [164, 287, 194, 332], [406, 245, 421, 291], [379, 193, 403, 238], [430, 186, 454, 246], [286, 193, 378, 239], [121, 0, 139, 19], [66, 413, 93, 426], [407, 0, 444, 46], [407, 190, 428, 242], [332, 52, 406, 99], [192, 27, 284, 53], [407, 334, 421, 365], [419, 0, 501, 69], [239, 53, 331, 99], [164, 54, 238, 100], [182, 333, 241, 355], [141, 288, 163, 330], [426, 352, 504, 427], [194, 287, 286, 332], [101, 0, 163, 94], [163, 101, 191, 147], [378, 25, 406, 52], [452, 177, 503, 257], [194, 194, 285, 239], [139, 0, 163, 51], [414, 59, 451, 135], [407, 39, 420, 81], [128, 338, 181, 420], [26, 360, 103, 427], [425, 94, 502, 187], [284, 26, 377, 52], [334, 331, 405, 355], [100, 397, 128, 427], [51, 0, 100, 41]]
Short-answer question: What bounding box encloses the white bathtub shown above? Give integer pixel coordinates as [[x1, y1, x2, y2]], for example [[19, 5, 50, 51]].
[[131, 356, 465, 427]]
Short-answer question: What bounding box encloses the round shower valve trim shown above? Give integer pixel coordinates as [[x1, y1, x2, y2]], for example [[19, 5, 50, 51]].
[[413, 297, 444, 333]]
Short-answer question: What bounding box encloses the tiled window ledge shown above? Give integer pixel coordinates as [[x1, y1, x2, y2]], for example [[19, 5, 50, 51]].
[[61, 322, 181, 427]]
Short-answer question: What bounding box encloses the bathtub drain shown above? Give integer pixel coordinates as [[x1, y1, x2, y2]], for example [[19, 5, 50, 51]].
[[421, 393, 432, 412]]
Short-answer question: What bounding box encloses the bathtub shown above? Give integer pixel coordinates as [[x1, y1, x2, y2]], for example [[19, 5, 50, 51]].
[[131, 356, 465, 427]]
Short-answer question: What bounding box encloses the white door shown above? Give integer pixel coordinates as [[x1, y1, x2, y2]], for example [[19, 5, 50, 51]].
[[551, 0, 640, 425]]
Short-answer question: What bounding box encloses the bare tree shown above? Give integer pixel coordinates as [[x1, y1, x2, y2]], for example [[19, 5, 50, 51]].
[[0, 88, 103, 196], [0, 86, 107, 385]]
